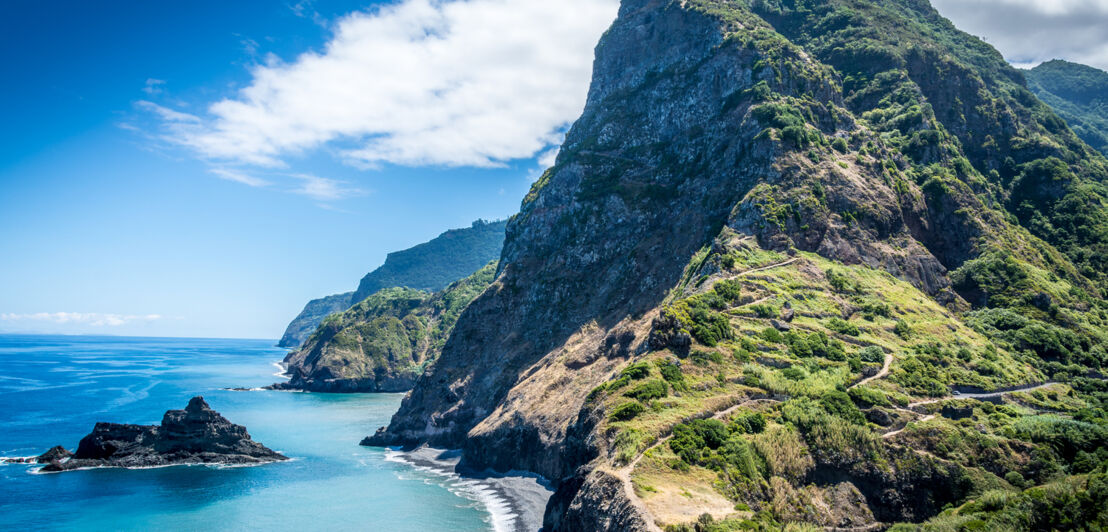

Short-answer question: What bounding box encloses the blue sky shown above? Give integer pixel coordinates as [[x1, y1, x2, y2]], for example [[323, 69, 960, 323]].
[[0, 0, 617, 339], [1, 0, 1103, 340]]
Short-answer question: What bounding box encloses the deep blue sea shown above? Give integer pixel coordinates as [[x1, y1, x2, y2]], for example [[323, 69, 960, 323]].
[[0, 335, 497, 531]]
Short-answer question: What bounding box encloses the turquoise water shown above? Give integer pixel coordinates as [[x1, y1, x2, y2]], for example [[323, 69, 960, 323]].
[[0, 335, 495, 531]]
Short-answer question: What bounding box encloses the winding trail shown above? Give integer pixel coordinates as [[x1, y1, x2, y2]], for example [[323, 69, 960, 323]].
[[736, 258, 798, 277], [907, 382, 1058, 408], [851, 351, 892, 389], [615, 397, 779, 531]]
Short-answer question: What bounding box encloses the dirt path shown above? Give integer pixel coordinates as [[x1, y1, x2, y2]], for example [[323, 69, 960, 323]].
[[615, 398, 778, 530], [907, 382, 1058, 408], [851, 351, 892, 389], [737, 258, 798, 277], [881, 414, 935, 439]]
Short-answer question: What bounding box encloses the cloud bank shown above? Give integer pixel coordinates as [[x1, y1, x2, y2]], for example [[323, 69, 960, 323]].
[[0, 312, 163, 327], [150, 0, 619, 169], [932, 0, 1108, 70]]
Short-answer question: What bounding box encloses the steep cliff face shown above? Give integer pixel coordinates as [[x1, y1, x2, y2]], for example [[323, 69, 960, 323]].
[[276, 219, 507, 349], [1026, 60, 1108, 157], [277, 292, 353, 348], [273, 262, 496, 393], [367, 0, 1108, 530]]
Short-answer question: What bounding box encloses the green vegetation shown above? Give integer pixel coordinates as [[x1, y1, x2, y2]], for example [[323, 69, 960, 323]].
[[352, 219, 507, 302], [284, 261, 498, 391], [1026, 60, 1108, 157]]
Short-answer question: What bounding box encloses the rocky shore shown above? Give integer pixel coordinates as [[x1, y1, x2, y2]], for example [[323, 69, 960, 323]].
[[35, 396, 287, 472]]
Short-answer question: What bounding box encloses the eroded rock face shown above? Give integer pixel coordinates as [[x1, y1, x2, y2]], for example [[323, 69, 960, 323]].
[[40, 397, 286, 472], [362, 0, 1107, 529]]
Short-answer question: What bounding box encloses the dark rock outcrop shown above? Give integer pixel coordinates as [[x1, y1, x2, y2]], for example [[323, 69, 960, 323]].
[[40, 397, 286, 472], [1, 445, 73, 464]]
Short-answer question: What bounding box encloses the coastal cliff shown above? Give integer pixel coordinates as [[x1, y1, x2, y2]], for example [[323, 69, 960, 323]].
[[277, 219, 507, 349], [367, 0, 1108, 529], [277, 292, 353, 348], [272, 262, 497, 393]]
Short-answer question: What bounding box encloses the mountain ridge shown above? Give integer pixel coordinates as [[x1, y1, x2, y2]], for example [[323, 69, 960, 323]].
[[276, 219, 507, 348], [367, 0, 1108, 529]]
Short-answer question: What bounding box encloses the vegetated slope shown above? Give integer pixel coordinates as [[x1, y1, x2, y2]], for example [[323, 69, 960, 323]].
[[272, 261, 496, 393], [1026, 59, 1108, 158], [276, 292, 353, 348], [366, 0, 1108, 530], [276, 219, 506, 348], [351, 219, 507, 303]]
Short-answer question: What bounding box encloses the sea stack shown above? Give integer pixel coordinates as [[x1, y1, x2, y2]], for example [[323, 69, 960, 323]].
[[40, 396, 287, 472]]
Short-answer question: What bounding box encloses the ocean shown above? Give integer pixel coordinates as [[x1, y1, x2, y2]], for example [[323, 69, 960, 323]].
[[0, 335, 505, 531]]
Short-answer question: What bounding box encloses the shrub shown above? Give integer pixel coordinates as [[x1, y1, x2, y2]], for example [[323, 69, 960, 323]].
[[691, 350, 724, 366], [670, 418, 729, 463], [750, 303, 777, 319], [714, 279, 743, 303], [732, 412, 767, 434], [859, 346, 885, 363], [827, 317, 861, 336], [620, 361, 653, 380], [848, 386, 891, 407], [625, 379, 668, 401], [609, 401, 646, 421], [762, 327, 784, 343], [657, 361, 686, 389], [781, 367, 806, 381], [821, 390, 866, 424], [894, 319, 912, 338]]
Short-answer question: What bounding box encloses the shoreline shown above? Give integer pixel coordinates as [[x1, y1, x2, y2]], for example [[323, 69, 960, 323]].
[[384, 446, 552, 532]]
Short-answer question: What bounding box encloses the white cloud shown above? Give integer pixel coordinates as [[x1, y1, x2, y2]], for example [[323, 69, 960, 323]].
[[932, 0, 1108, 70], [291, 174, 365, 201], [137, 100, 200, 124], [0, 312, 163, 327], [209, 167, 271, 187], [146, 0, 619, 169], [143, 78, 166, 95]]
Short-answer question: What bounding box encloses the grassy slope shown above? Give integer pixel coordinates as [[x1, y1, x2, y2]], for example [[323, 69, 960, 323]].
[[589, 229, 1107, 529], [288, 261, 498, 387]]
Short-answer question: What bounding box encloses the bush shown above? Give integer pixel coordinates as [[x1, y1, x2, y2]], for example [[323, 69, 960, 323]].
[[848, 386, 891, 407], [691, 350, 724, 366], [762, 327, 784, 343], [732, 412, 767, 434], [670, 418, 729, 463], [625, 379, 668, 401], [657, 361, 686, 389], [750, 303, 777, 319], [827, 317, 861, 336], [714, 279, 743, 303], [785, 330, 847, 360], [610, 401, 646, 421], [620, 361, 652, 380], [859, 346, 885, 363], [894, 319, 912, 338], [821, 390, 866, 424]]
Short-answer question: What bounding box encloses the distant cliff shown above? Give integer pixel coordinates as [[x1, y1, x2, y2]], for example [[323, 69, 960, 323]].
[[277, 292, 353, 348], [1026, 59, 1108, 156], [271, 261, 496, 393], [276, 219, 507, 348], [351, 219, 507, 303]]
